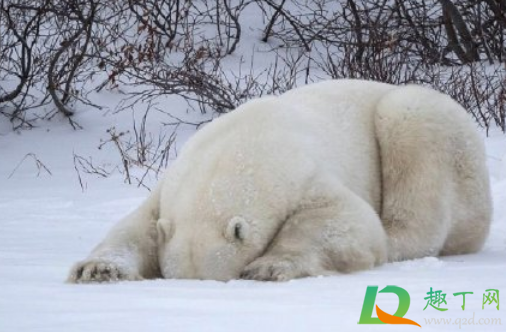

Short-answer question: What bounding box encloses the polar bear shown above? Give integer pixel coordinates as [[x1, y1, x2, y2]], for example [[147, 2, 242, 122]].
[[68, 79, 492, 283]]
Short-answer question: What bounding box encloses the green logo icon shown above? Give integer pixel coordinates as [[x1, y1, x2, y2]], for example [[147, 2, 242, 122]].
[[359, 285, 421, 327]]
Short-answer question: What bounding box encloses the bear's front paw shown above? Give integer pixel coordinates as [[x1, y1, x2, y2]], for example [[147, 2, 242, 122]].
[[67, 259, 141, 283], [240, 255, 311, 282]]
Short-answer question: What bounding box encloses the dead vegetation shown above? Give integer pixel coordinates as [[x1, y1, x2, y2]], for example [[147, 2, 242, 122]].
[[1, 0, 504, 186]]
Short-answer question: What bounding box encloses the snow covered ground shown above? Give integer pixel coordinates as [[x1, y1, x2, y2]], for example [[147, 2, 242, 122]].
[[0, 99, 505, 331]]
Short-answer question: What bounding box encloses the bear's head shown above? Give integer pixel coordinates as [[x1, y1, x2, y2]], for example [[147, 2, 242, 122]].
[[155, 157, 294, 281], [156, 213, 282, 281]]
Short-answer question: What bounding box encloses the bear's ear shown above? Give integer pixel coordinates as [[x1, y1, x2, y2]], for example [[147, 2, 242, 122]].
[[225, 216, 249, 243], [157, 218, 174, 244]]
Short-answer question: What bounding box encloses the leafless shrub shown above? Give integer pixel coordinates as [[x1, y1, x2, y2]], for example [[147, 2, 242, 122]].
[[73, 109, 178, 189], [0, 0, 50, 128], [255, 0, 504, 64], [102, 0, 258, 116], [8, 153, 52, 178], [433, 63, 506, 133], [0, 0, 128, 128], [73, 153, 110, 191]]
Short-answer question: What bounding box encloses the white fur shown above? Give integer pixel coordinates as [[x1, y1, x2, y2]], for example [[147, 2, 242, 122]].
[[68, 79, 492, 283]]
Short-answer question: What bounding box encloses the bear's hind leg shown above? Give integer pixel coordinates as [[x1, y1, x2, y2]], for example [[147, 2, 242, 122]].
[[375, 86, 461, 262], [439, 118, 492, 256]]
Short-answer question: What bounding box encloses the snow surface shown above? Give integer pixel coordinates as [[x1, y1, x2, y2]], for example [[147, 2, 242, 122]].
[[1, 100, 505, 332]]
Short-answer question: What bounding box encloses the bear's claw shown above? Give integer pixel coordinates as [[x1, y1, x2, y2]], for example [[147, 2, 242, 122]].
[[67, 260, 140, 283]]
